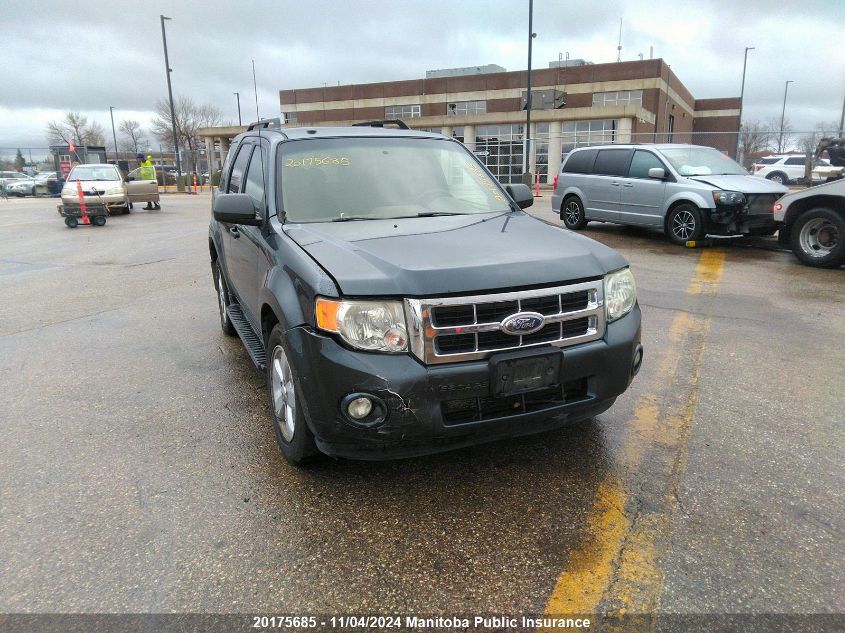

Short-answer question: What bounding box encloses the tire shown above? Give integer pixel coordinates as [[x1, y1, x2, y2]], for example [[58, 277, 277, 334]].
[[31, 186, 36, 197], [766, 172, 788, 185], [789, 207, 845, 268], [561, 196, 588, 230], [214, 262, 237, 336], [666, 203, 705, 245], [64, 217, 78, 228], [266, 324, 319, 465], [93, 215, 106, 227]]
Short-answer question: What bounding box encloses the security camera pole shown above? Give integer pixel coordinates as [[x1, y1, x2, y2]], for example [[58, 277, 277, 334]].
[[160, 14, 184, 192]]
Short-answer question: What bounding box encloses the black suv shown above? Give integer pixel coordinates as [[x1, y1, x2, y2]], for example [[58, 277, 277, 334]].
[[209, 120, 643, 463]]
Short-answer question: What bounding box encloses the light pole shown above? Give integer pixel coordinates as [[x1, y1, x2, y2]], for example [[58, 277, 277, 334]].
[[160, 14, 184, 191], [778, 80, 793, 153], [109, 106, 119, 164], [523, 0, 535, 183], [234, 92, 242, 126], [735, 46, 754, 161]]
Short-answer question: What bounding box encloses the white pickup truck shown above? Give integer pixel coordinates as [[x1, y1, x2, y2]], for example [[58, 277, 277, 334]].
[[774, 178, 844, 267]]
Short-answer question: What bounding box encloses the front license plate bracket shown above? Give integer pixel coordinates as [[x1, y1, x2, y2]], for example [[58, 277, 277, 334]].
[[490, 347, 562, 398]]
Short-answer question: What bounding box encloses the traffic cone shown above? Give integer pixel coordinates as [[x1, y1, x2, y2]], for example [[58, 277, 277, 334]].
[[76, 178, 90, 225], [534, 173, 541, 197]]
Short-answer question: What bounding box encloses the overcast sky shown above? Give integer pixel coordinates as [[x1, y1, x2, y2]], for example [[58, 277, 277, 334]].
[[1, 0, 843, 155]]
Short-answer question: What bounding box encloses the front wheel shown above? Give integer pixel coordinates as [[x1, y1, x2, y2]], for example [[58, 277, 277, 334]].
[[561, 196, 588, 229], [790, 207, 844, 268], [666, 204, 705, 245], [266, 325, 319, 465]]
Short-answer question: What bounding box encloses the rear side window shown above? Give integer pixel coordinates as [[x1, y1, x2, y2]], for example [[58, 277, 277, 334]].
[[628, 150, 665, 178], [784, 157, 805, 166], [593, 149, 632, 177], [227, 144, 254, 193], [757, 157, 779, 165], [562, 149, 597, 174]]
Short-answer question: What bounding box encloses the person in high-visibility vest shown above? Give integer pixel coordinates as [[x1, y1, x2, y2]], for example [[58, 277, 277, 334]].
[[136, 153, 160, 209]]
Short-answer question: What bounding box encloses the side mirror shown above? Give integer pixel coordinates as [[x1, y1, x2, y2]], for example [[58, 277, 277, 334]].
[[126, 176, 135, 182], [506, 183, 534, 209], [648, 167, 665, 179], [213, 193, 262, 225]]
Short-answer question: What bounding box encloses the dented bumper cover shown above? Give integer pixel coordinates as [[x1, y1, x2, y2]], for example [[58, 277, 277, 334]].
[[285, 306, 641, 460]]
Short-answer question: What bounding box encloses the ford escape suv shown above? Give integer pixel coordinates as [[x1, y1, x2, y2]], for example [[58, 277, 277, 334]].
[[551, 144, 788, 244], [209, 120, 642, 463]]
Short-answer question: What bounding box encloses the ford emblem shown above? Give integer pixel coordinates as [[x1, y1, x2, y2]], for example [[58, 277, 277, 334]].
[[500, 311, 545, 336]]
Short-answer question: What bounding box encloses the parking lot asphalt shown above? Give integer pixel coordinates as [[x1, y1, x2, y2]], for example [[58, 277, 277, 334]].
[[0, 194, 842, 619]]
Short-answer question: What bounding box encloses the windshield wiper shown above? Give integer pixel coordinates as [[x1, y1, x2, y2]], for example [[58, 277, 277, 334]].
[[331, 215, 375, 222], [413, 211, 470, 217]]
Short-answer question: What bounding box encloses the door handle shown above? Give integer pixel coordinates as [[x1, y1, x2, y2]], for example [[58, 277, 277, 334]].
[[229, 226, 240, 238], [623, 183, 634, 187], [610, 181, 621, 186]]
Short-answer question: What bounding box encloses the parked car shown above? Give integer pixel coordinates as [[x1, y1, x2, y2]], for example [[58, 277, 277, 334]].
[[5, 171, 57, 196], [750, 154, 832, 185], [210, 123, 643, 463], [774, 178, 844, 267], [0, 170, 29, 193], [551, 144, 788, 245], [61, 164, 155, 214]]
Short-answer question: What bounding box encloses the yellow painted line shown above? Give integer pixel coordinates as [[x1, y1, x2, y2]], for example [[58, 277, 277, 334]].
[[541, 250, 726, 621]]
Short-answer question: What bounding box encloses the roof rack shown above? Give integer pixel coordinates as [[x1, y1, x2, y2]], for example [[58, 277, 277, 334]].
[[352, 119, 410, 130], [247, 117, 282, 131]]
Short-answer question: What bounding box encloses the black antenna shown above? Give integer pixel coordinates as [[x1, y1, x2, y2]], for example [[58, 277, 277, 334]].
[[252, 59, 270, 219]]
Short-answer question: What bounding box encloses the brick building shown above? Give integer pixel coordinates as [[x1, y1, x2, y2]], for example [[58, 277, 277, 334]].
[[199, 58, 740, 184]]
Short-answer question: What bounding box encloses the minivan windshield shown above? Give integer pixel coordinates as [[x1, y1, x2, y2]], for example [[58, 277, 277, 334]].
[[279, 137, 512, 223], [67, 165, 120, 181], [660, 147, 747, 177]]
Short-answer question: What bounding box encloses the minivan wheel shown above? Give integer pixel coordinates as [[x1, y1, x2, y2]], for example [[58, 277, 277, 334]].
[[667, 204, 705, 245], [767, 172, 788, 185], [790, 207, 844, 268], [561, 196, 588, 229], [266, 324, 319, 465], [214, 262, 236, 336]]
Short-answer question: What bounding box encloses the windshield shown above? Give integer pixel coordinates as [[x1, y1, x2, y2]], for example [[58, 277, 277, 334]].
[[279, 137, 512, 223], [67, 165, 120, 181], [661, 147, 747, 176]]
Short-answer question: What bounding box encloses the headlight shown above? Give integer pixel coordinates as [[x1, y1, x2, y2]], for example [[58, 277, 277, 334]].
[[712, 190, 746, 205], [315, 298, 408, 353], [604, 268, 636, 322], [61, 187, 75, 196]]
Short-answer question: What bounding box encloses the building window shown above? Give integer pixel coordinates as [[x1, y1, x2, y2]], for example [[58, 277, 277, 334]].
[[447, 100, 486, 116], [560, 119, 617, 155], [385, 104, 421, 119], [667, 114, 674, 142], [474, 124, 525, 184], [592, 90, 643, 107], [282, 112, 298, 125]]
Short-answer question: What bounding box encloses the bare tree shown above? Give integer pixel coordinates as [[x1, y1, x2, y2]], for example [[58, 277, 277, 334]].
[[151, 96, 222, 173], [738, 120, 769, 167], [45, 111, 105, 146], [765, 116, 794, 153], [119, 119, 146, 154]]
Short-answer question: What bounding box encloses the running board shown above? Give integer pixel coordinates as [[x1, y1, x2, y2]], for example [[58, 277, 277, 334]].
[[226, 304, 267, 370]]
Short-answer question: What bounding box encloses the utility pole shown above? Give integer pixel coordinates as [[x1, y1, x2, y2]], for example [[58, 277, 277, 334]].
[[523, 0, 534, 183], [839, 93, 844, 137], [234, 92, 242, 126], [778, 80, 793, 153], [109, 106, 119, 164], [160, 15, 184, 191], [735, 47, 754, 162]]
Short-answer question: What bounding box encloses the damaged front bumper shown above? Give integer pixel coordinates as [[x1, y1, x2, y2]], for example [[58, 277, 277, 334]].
[[286, 306, 641, 460], [707, 195, 779, 236]]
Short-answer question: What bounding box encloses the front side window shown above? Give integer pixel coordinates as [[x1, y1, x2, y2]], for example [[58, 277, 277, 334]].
[[279, 137, 511, 223], [227, 145, 253, 193], [628, 151, 665, 178], [661, 147, 747, 176], [67, 166, 120, 181], [243, 146, 267, 217]]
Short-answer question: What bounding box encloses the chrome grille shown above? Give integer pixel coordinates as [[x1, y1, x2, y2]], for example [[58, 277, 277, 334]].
[[405, 280, 605, 365]]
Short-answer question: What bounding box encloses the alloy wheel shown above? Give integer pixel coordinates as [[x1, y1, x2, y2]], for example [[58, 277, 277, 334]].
[[271, 345, 296, 442], [672, 209, 696, 241]]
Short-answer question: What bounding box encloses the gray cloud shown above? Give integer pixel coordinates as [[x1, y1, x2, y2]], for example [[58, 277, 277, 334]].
[[1, 0, 843, 152]]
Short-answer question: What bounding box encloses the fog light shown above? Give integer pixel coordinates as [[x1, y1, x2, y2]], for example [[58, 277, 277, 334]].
[[632, 345, 644, 377], [347, 396, 373, 420]]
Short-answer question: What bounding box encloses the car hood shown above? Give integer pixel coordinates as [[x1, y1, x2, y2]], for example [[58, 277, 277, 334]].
[[62, 179, 124, 192], [284, 212, 627, 296], [689, 174, 788, 194]]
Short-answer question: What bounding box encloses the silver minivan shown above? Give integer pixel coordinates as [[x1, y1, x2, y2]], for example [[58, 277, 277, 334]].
[[551, 144, 788, 244]]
